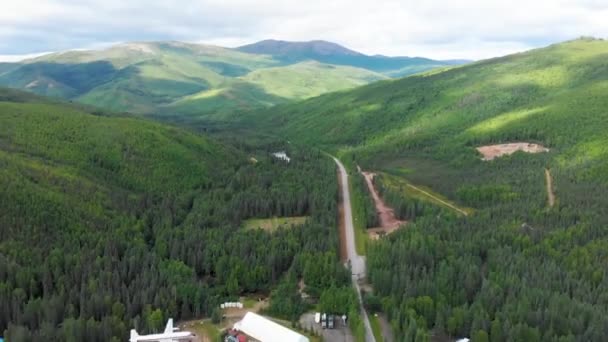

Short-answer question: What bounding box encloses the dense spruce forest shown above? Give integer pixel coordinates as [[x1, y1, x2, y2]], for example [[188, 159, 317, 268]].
[[367, 151, 608, 341], [0, 90, 350, 341], [239, 38, 608, 341], [4, 34, 608, 342]]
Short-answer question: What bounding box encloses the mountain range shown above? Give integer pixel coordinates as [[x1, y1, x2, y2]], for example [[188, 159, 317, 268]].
[[0, 40, 462, 119], [4, 35, 608, 341]]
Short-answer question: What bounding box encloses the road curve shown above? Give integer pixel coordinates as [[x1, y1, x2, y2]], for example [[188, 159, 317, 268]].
[[333, 157, 377, 342]]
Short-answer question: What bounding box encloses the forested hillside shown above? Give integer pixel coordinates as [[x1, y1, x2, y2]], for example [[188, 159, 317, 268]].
[[0, 40, 455, 121], [249, 38, 608, 340], [0, 89, 347, 340]]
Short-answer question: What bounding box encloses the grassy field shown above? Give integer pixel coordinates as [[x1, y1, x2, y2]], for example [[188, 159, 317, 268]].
[[187, 320, 222, 341], [379, 172, 472, 216], [243, 216, 309, 232], [242, 297, 258, 309], [369, 314, 384, 342]]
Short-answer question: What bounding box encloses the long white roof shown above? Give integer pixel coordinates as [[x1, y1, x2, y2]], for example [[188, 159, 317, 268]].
[[234, 312, 309, 342]]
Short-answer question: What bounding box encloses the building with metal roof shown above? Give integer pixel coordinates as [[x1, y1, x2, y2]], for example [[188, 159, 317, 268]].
[[233, 312, 309, 342]]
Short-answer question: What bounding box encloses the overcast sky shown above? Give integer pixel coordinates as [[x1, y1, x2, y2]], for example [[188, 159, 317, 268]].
[[1, 0, 608, 61]]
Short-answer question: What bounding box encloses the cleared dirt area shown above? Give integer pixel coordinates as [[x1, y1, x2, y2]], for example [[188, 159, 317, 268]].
[[361, 171, 405, 239], [179, 297, 269, 341], [545, 168, 556, 207], [477, 142, 549, 161]]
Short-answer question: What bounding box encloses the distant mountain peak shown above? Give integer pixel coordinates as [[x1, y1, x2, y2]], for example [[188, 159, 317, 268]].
[[237, 39, 364, 57]]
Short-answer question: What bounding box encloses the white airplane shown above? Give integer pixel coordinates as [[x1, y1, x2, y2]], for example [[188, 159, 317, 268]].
[[129, 319, 194, 342]]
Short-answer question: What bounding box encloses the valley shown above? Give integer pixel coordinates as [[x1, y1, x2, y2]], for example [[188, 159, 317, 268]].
[[2, 29, 608, 342], [233, 37, 608, 340]]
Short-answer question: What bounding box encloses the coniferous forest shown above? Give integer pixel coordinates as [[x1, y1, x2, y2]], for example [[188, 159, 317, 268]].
[[0, 95, 349, 340], [3, 33, 608, 342]]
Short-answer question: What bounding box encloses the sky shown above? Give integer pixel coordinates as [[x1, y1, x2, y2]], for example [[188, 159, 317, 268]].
[[1, 0, 608, 61]]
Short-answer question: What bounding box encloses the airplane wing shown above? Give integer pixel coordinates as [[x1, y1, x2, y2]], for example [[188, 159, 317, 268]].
[[130, 319, 192, 342]]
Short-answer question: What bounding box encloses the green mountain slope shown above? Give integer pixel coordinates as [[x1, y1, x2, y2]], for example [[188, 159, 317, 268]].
[[163, 81, 288, 119], [0, 63, 17, 75], [0, 101, 232, 193], [0, 42, 279, 115], [248, 38, 608, 340], [0, 88, 351, 340], [164, 61, 386, 119], [254, 38, 608, 161], [237, 39, 460, 76], [240, 61, 387, 99], [0, 40, 461, 120]]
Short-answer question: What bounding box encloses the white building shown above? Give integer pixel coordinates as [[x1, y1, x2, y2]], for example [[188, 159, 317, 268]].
[[272, 151, 291, 163], [233, 312, 309, 342]]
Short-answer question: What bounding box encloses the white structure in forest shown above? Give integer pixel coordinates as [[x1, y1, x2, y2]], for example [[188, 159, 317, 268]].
[[130, 319, 193, 342], [272, 151, 291, 163], [233, 312, 309, 342], [221, 302, 243, 309]]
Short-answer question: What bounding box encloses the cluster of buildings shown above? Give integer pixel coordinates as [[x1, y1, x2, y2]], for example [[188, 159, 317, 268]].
[[129, 310, 309, 342]]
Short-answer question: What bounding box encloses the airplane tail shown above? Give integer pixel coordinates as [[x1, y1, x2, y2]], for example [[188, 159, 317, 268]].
[[164, 318, 175, 334], [129, 329, 139, 342]]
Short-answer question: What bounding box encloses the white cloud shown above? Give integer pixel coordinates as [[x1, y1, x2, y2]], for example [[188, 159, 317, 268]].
[[0, 52, 53, 62], [0, 0, 607, 60]]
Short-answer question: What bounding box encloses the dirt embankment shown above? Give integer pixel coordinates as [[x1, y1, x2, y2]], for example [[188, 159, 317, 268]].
[[477, 142, 549, 161], [360, 171, 405, 239]]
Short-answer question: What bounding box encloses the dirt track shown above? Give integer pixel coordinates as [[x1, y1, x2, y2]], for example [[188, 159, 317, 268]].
[[545, 168, 555, 207], [405, 183, 469, 216], [361, 171, 404, 230]]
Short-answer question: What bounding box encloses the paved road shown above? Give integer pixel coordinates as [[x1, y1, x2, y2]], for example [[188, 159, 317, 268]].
[[300, 313, 354, 342], [333, 157, 377, 342]]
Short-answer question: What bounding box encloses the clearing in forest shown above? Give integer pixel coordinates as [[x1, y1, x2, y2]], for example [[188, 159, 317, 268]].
[[380, 173, 472, 216], [477, 142, 549, 161], [243, 216, 308, 232], [179, 296, 270, 342], [545, 168, 556, 207], [361, 171, 405, 240]]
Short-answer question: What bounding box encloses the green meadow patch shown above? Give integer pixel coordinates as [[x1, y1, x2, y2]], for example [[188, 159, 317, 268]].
[[243, 216, 309, 232]]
